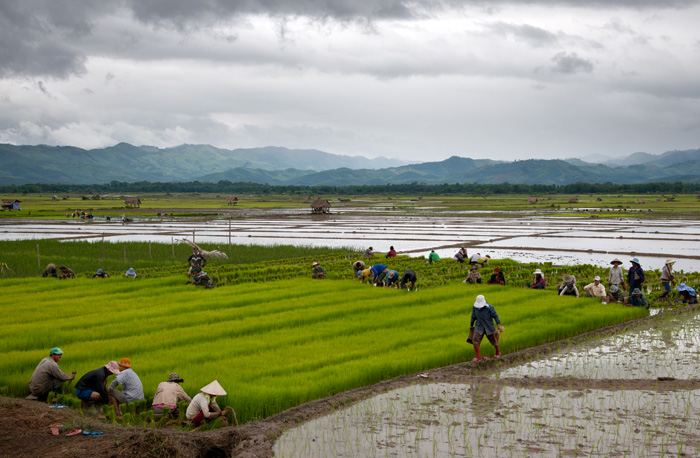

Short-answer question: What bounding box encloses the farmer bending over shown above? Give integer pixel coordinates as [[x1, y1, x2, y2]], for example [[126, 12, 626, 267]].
[[399, 269, 417, 290], [27, 347, 76, 401], [108, 358, 144, 416], [75, 361, 120, 403], [186, 380, 226, 425], [627, 288, 650, 309], [153, 373, 191, 416], [352, 260, 365, 278], [607, 284, 628, 305], [385, 270, 399, 287], [42, 263, 58, 278], [58, 265, 74, 279], [487, 267, 505, 285], [676, 283, 698, 304], [469, 295, 503, 361], [370, 264, 389, 285]]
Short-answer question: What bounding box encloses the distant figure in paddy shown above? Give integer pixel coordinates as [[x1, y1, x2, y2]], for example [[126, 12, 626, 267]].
[[187, 247, 207, 278], [189, 266, 214, 288], [370, 264, 389, 285], [584, 276, 606, 299], [385, 246, 397, 258], [487, 267, 505, 285], [454, 247, 468, 264], [311, 262, 327, 279], [608, 258, 625, 291], [27, 347, 76, 402], [125, 267, 138, 278], [558, 274, 579, 296], [152, 373, 192, 416], [362, 247, 374, 258], [607, 284, 628, 305], [628, 258, 645, 292], [92, 268, 109, 278], [384, 270, 399, 287], [352, 260, 365, 278], [186, 380, 226, 425], [42, 263, 58, 278], [58, 265, 75, 279], [676, 283, 698, 305], [399, 269, 417, 290], [108, 358, 145, 416], [659, 259, 675, 300], [526, 268, 546, 289], [469, 295, 504, 361], [627, 288, 650, 309], [463, 266, 482, 284], [428, 250, 440, 264], [74, 361, 120, 403]]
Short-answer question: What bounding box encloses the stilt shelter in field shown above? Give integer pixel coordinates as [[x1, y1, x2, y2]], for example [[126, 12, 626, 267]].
[[226, 196, 238, 205], [1, 199, 21, 210], [568, 198, 579, 203], [527, 197, 538, 204], [310, 198, 331, 214], [125, 197, 142, 207]]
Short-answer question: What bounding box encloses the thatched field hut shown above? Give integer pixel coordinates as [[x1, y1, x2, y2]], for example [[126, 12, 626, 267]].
[[527, 197, 538, 204], [226, 196, 238, 205], [125, 198, 142, 207], [568, 198, 579, 203], [1, 199, 21, 211], [310, 198, 331, 214]]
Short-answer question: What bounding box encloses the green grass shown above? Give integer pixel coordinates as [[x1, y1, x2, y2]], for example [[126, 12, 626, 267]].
[[1, 272, 646, 424]]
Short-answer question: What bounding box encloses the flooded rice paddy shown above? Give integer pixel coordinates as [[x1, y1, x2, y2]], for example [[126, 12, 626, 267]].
[[3, 215, 700, 271], [274, 310, 700, 458]]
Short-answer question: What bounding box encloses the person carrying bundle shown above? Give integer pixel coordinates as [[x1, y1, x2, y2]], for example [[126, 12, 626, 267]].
[[468, 295, 504, 361]]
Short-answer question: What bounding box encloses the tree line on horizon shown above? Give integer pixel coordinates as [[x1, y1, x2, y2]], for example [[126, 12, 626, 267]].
[[0, 180, 696, 196]]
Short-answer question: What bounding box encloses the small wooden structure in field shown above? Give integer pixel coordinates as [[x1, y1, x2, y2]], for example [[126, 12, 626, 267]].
[[125, 198, 142, 207], [1, 199, 21, 211], [637, 198, 645, 203], [527, 197, 538, 204], [226, 196, 238, 205], [310, 198, 331, 214], [568, 198, 579, 203]]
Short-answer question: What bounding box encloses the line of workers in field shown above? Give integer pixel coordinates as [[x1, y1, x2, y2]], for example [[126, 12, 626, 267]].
[[26, 350, 230, 426]]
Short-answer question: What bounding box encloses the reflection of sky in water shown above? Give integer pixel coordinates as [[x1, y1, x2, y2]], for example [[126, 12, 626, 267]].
[[2, 216, 700, 271], [499, 312, 700, 380], [274, 383, 700, 458]]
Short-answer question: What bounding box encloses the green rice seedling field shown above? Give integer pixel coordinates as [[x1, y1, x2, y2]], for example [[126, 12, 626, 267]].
[[1, 263, 646, 425]]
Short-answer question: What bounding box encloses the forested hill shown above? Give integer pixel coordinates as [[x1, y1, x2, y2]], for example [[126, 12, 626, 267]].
[[1, 142, 699, 186]]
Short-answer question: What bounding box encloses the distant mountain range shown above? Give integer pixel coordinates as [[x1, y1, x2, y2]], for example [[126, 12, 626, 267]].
[[1, 143, 698, 186]]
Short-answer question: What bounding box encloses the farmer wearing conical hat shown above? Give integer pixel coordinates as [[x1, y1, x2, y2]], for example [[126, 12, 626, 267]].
[[659, 259, 675, 300], [558, 274, 579, 297], [186, 380, 226, 425], [469, 295, 504, 361], [628, 258, 645, 292], [152, 373, 191, 416], [27, 347, 76, 401], [608, 258, 625, 291]]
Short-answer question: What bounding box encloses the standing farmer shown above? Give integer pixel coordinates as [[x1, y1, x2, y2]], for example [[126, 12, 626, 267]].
[[659, 259, 675, 300], [469, 295, 504, 361], [628, 258, 645, 292]]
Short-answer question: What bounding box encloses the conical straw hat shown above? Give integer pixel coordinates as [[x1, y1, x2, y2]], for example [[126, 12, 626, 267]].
[[200, 380, 227, 396]]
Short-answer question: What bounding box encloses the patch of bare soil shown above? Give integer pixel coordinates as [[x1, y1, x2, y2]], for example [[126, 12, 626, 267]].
[[2, 305, 696, 458]]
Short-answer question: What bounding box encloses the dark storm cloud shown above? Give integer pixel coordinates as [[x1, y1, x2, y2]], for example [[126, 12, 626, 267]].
[[550, 51, 594, 74]]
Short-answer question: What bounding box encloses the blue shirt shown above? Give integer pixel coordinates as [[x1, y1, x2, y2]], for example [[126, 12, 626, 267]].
[[370, 265, 387, 276], [385, 270, 399, 285], [470, 304, 501, 336]]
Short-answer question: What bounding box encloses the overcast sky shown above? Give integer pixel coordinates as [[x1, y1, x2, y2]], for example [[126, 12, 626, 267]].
[[1, 0, 699, 163]]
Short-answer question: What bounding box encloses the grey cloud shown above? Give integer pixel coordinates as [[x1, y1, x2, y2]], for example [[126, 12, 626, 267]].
[[37, 81, 54, 98], [488, 22, 558, 47], [551, 51, 594, 74]]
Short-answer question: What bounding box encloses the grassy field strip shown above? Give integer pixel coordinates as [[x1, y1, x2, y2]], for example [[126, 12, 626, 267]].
[[1, 275, 646, 423]]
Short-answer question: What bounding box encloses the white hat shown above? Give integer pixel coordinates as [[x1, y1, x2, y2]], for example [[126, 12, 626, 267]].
[[200, 380, 227, 396], [594, 276, 600, 281], [666, 259, 675, 265], [533, 268, 543, 275], [473, 295, 488, 309], [312, 262, 319, 267]]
